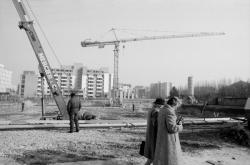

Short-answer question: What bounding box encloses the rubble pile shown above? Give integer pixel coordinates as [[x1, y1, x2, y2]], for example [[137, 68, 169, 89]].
[[220, 127, 249, 146]]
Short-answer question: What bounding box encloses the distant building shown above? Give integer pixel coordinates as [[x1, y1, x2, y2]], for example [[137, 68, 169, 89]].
[[188, 76, 194, 96], [149, 82, 172, 99], [19, 71, 37, 98], [0, 64, 13, 93], [82, 67, 112, 98], [119, 83, 134, 100], [33, 63, 112, 98], [72, 63, 84, 89], [37, 65, 73, 97], [134, 86, 147, 99]]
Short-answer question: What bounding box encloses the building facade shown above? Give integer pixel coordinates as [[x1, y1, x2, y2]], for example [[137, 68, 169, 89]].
[[72, 63, 84, 90], [82, 67, 112, 98], [20, 64, 112, 98], [19, 71, 37, 98], [37, 65, 74, 97], [149, 81, 172, 99], [134, 86, 147, 99], [188, 76, 194, 96], [119, 83, 134, 99], [0, 64, 13, 93]]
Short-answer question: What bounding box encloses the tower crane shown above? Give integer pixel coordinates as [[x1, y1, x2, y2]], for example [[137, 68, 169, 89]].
[[81, 30, 225, 105]]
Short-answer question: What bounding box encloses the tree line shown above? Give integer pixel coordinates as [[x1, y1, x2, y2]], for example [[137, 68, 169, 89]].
[[176, 79, 250, 101]]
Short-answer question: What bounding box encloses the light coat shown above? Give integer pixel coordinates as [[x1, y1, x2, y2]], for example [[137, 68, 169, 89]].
[[153, 104, 183, 165]]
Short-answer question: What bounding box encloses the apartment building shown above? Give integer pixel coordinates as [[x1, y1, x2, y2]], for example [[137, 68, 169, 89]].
[[149, 82, 172, 99], [19, 71, 37, 98], [20, 63, 112, 98], [82, 67, 112, 98], [37, 65, 73, 97], [0, 64, 13, 93]]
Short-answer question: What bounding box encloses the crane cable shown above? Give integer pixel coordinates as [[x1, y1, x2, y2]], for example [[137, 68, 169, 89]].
[[24, 0, 73, 93], [24, 0, 63, 69]]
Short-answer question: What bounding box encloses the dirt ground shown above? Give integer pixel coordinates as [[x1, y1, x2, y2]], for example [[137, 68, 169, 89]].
[[0, 102, 250, 165]]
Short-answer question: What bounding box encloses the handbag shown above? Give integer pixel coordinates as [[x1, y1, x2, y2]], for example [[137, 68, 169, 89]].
[[139, 141, 145, 156]]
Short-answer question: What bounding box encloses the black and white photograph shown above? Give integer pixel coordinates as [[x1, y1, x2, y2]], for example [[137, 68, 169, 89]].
[[0, 0, 250, 164]]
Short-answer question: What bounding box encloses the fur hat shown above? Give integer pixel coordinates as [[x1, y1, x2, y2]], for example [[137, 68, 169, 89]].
[[154, 98, 165, 105]]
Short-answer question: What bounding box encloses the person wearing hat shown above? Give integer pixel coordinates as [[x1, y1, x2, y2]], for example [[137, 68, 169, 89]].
[[153, 96, 183, 165], [67, 91, 81, 133], [143, 98, 165, 165]]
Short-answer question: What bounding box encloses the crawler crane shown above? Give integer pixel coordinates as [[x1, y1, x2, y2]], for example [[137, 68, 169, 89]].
[[12, 0, 68, 119]]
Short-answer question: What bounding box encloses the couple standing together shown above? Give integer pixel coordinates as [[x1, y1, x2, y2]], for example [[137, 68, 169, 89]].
[[144, 97, 183, 165]]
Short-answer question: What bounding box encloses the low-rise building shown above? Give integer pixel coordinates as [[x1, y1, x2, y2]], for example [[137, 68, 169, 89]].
[[119, 83, 134, 99]]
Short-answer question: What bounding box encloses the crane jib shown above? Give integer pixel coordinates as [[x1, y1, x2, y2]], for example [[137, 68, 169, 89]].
[[12, 0, 70, 119], [37, 53, 58, 93]]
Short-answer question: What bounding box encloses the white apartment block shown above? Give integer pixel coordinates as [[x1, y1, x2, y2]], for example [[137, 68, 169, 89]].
[[0, 64, 13, 93], [37, 65, 73, 97], [19, 71, 37, 98], [36, 64, 112, 98], [82, 67, 112, 98]]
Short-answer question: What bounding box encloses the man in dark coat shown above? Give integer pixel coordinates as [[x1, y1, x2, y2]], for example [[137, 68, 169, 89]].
[[67, 92, 81, 133], [144, 98, 165, 165]]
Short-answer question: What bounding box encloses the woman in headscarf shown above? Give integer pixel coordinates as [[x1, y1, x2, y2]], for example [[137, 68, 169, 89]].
[[144, 98, 165, 165]]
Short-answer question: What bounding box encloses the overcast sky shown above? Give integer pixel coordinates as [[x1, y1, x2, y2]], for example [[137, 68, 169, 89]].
[[0, 0, 249, 87]]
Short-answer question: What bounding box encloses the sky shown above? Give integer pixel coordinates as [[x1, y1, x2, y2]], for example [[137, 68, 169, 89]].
[[0, 0, 250, 88]]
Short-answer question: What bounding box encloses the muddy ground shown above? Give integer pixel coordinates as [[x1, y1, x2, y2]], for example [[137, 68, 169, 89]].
[[0, 102, 250, 165]]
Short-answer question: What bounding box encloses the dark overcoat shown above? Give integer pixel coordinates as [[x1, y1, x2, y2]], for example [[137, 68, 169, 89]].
[[153, 104, 183, 165], [67, 96, 81, 114], [144, 106, 159, 160]]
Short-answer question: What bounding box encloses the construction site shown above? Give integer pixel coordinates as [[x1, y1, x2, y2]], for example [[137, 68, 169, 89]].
[[0, 0, 250, 164]]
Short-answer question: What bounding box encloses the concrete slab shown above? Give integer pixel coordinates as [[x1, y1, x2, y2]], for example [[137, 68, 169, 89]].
[[0, 121, 11, 125], [25, 119, 146, 125], [53, 160, 124, 165], [0, 122, 147, 130]]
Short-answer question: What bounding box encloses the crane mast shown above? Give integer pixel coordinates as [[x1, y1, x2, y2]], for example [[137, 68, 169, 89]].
[[81, 31, 225, 105], [12, 0, 68, 119], [113, 43, 119, 103]]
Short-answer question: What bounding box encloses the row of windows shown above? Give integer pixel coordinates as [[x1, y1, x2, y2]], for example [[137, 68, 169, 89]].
[[52, 69, 72, 72], [87, 87, 103, 89]]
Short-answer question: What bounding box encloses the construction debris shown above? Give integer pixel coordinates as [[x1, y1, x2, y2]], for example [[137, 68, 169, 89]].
[[220, 127, 249, 146], [206, 160, 224, 165]]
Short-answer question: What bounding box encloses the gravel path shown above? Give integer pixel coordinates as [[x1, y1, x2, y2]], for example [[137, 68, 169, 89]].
[[1, 104, 250, 164], [0, 128, 146, 164], [1, 127, 250, 165]]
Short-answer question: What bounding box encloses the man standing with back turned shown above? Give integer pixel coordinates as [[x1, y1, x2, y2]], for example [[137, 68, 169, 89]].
[[67, 92, 81, 133]]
